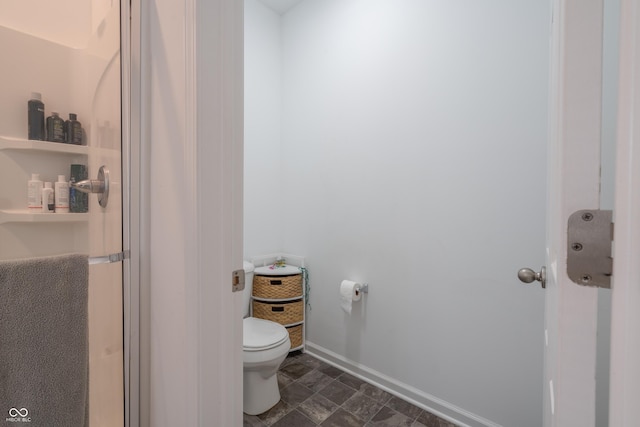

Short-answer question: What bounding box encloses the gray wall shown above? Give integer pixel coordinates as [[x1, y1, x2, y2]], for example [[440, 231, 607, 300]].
[[246, 1, 549, 425], [244, 0, 285, 257]]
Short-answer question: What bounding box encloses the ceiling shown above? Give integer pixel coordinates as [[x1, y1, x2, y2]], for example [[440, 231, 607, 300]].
[[259, 0, 304, 15]]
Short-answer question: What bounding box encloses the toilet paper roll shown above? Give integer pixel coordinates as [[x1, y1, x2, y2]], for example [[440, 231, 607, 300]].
[[340, 280, 362, 314]]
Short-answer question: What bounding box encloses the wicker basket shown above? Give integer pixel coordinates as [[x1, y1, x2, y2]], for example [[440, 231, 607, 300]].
[[252, 299, 304, 325], [252, 274, 302, 299], [286, 324, 303, 349]]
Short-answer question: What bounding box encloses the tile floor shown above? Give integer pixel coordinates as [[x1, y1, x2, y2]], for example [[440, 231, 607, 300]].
[[243, 351, 458, 427]]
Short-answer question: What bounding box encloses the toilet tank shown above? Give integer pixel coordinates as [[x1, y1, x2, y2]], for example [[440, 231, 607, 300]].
[[242, 261, 255, 318]]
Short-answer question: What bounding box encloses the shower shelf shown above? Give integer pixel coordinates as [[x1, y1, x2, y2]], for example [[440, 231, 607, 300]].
[[0, 135, 88, 155], [0, 209, 89, 224]]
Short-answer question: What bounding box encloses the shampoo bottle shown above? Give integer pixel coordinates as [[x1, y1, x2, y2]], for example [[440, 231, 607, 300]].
[[65, 113, 83, 145], [54, 175, 70, 213], [41, 182, 54, 213], [27, 92, 45, 140], [27, 173, 43, 211], [46, 112, 65, 142], [69, 164, 88, 213]]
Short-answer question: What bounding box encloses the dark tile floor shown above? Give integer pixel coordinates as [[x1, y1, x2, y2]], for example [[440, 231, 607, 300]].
[[243, 351, 458, 427]]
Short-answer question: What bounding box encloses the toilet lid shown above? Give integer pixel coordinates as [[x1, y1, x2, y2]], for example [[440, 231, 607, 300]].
[[243, 317, 289, 351]]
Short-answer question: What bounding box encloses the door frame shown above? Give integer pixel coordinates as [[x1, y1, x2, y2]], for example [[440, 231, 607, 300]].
[[132, 0, 244, 426], [545, 0, 603, 425], [609, 0, 640, 424], [548, 1, 640, 425]]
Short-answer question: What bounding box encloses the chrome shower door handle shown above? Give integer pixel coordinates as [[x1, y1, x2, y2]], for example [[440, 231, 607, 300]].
[[72, 179, 104, 194], [517, 266, 546, 289], [70, 165, 110, 208]]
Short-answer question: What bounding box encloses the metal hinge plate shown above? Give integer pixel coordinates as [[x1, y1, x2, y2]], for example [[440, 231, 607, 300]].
[[567, 210, 613, 288], [232, 269, 245, 292]]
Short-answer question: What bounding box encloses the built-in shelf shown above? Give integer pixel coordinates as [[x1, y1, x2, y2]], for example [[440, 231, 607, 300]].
[[0, 135, 88, 155], [0, 209, 89, 224]]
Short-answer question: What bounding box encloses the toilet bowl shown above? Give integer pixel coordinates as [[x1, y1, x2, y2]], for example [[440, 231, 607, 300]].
[[242, 261, 291, 415], [243, 317, 291, 415]]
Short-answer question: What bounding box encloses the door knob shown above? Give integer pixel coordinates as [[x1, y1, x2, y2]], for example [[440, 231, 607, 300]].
[[517, 266, 546, 289], [70, 165, 110, 208]]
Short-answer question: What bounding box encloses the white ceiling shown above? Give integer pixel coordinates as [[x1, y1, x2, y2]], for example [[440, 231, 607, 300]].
[[259, 0, 304, 15]]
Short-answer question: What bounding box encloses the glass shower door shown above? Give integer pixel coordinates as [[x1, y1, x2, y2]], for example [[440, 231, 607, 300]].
[[0, 0, 125, 425]]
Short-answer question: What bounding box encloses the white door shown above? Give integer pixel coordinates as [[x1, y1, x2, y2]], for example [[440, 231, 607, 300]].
[[543, 0, 604, 425]]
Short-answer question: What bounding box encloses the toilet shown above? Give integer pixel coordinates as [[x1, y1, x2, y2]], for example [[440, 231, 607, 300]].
[[242, 261, 291, 415]]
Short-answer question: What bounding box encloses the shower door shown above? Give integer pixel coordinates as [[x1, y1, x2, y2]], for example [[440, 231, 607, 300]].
[[0, 0, 126, 426]]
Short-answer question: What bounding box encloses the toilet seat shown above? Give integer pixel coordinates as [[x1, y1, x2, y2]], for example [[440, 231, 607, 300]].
[[243, 317, 289, 352]]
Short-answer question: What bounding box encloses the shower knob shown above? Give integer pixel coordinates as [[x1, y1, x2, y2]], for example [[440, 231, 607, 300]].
[[517, 266, 546, 289]]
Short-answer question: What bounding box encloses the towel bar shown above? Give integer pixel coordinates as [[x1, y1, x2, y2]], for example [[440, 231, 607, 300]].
[[89, 250, 130, 265]]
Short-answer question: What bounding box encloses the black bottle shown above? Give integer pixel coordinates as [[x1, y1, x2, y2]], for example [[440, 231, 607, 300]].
[[69, 164, 88, 213], [27, 92, 45, 140], [46, 112, 66, 142], [65, 113, 83, 145]]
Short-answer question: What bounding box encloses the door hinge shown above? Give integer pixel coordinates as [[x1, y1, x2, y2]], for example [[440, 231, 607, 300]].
[[232, 269, 245, 292], [567, 210, 613, 288]]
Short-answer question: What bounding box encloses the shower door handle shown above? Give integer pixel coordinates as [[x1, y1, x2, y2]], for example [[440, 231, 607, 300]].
[[70, 165, 110, 208], [517, 266, 546, 289]]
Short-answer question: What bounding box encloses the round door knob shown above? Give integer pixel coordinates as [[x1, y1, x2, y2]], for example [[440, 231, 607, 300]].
[[517, 266, 546, 289]]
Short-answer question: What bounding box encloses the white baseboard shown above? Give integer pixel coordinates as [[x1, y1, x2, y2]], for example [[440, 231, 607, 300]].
[[305, 341, 502, 427]]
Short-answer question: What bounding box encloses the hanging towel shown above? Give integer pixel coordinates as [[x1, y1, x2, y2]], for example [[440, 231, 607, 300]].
[[0, 254, 89, 427]]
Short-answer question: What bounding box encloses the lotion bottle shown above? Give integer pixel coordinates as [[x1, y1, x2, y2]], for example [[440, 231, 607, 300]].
[[27, 173, 43, 211], [54, 175, 70, 213], [41, 182, 54, 213]]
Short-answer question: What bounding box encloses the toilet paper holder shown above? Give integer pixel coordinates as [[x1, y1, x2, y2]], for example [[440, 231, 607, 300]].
[[355, 283, 369, 296]]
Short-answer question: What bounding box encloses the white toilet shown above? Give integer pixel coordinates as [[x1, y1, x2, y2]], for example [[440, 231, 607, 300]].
[[242, 261, 291, 415]]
